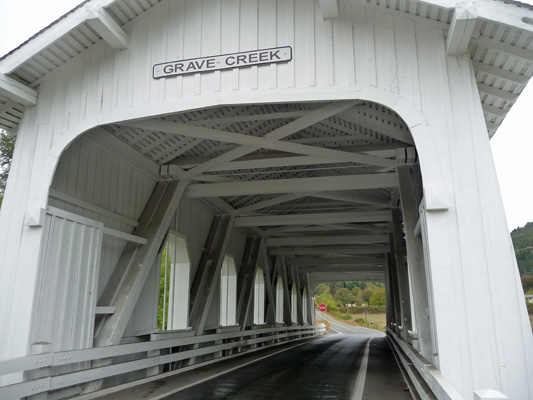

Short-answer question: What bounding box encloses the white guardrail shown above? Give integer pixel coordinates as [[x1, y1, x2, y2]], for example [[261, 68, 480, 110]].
[[0, 325, 325, 400]]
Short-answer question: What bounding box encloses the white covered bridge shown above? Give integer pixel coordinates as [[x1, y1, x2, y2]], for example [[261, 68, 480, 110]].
[[0, 0, 532, 399]]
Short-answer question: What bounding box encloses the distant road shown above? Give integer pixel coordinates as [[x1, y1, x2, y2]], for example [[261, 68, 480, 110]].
[[318, 311, 385, 336]]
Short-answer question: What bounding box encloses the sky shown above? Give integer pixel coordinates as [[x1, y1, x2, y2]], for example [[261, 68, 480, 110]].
[[0, 0, 531, 231]]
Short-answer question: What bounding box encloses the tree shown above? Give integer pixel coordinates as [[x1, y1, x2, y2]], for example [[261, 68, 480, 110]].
[[369, 288, 386, 306], [511, 222, 533, 276], [334, 288, 355, 306], [0, 130, 16, 208], [314, 283, 329, 296], [361, 287, 375, 305]]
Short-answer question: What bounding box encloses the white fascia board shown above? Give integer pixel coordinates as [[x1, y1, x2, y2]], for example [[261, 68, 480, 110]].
[[319, 0, 339, 19], [0, 72, 38, 106], [447, 2, 478, 56], [85, 6, 128, 50], [420, 0, 533, 33], [0, 0, 118, 74]]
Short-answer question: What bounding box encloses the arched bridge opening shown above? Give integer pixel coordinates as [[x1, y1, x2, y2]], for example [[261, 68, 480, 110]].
[[24, 99, 434, 398]]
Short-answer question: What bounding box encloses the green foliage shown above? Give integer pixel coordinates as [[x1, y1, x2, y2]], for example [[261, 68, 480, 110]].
[[157, 248, 171, 330], [340, 314, 351, 320], [522, 276, 533, 293], [361, 288, 374, 305], [315, 283, 329, 295], [511, 222, 533, 276], [0, 130, 16, 207], [369, 288, 386, 306], [334, 288, 355, 306]]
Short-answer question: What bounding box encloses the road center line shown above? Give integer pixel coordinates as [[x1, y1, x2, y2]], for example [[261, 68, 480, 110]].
[[352, 337, 373, 400]]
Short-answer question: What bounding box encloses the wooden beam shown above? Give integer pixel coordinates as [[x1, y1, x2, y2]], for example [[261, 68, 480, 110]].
[[472, 36, 533, 61], [184, 101, 360, 177], [94, 181, 188, 344], [279, 257, 293, 326], [85, 6, 128, 50], [301, 265, 383, 273], [472, 60, 529, 85], [319, 0, 339, 19], [263, 224, 389, 235], [189, 215, 234, 334], [340, 110, 415, 145], [0, 73, 38, 106], [311, 192, 390, 207], [235, 193, 310, 214], [236, 237, 263, 329], [287, 256, 387, 266], [187, 110, 308, 125], [269, 245, 389, 256], [186, 173, 398, 198], [391, 207, 412, 340], [265, 234, 388, 247], [121, 119, 395, 168], [260, 241, 277, 325], [447, 2, 477, 56], [49, 188, 139, 227], [482, 102, 510, 118], [83, 180, 188, 393], [85, 128, 161, 181], [290, 265, 304, 324], [168, 143, 408, 169], [235, 210, 392, 227], [476, 83, 518, 102], [102, 227, 146, 245]]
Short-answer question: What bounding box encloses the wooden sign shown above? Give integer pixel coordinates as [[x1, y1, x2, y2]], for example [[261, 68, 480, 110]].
[[153, 46, 292, 79]]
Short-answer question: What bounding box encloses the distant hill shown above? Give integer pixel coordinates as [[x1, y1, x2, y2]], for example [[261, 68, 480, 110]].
[[511, 222, 533, 277]]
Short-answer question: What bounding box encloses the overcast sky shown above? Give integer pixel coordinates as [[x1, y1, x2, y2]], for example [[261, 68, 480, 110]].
[[0, 0, 531, 231]]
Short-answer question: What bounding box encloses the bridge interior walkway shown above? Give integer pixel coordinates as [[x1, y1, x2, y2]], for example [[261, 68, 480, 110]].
[[98, 322, 411, 400]]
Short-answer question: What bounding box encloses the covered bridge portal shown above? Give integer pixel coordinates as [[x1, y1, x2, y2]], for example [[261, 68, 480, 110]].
[[0, 0, 532, 399]]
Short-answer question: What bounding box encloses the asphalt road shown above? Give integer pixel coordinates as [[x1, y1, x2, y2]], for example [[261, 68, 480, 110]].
[[162, 317, 411, 400]]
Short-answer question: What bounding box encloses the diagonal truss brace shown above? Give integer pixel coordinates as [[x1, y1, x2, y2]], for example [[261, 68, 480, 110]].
[[82, 179, 188, 393], [236, 236, 263, 329], [188, 215, 235, 335]]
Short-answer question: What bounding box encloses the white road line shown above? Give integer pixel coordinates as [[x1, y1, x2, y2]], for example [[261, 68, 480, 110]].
[[352, 337, 373, 400]]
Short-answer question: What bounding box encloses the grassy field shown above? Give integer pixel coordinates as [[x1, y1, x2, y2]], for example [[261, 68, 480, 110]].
[[348, 313, 386, 329]]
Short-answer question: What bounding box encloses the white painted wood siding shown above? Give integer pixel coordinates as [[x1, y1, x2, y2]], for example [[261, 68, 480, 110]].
[[30, 0, 438, 152], [48, 136, 157, 300], [30, 208, 103, 353]]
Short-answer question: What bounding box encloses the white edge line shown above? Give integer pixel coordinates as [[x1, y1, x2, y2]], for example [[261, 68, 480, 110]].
[[352, 337, 373, 400], [150, 341, 311, 400]]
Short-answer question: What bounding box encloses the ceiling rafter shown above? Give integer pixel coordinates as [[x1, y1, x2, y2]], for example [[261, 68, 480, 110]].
[[182, 101, 361, 177], [121, 118, 395, 170], [234, 210, 392, 227], [185, 173, 398, 198]]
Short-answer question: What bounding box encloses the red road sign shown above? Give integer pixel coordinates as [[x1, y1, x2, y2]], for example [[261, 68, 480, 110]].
[[319, 304, 327, 312]]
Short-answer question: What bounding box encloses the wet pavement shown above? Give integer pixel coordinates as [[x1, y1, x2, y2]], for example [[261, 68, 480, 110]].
[[162, 318, 411, 400]]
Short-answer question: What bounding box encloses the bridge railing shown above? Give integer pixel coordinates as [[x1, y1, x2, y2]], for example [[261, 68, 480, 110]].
[[0, 324, 325, 400]]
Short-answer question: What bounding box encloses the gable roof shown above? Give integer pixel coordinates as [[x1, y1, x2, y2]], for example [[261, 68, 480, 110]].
[[0, 0, 532, 135]]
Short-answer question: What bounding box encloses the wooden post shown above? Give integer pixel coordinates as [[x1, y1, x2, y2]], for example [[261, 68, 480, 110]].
[[82, 180, 188, 393], [391, 207, 413, 341], [188, 215, 235, 335], [261, 245, 277, 326], [397, 163, 434, 359], [236, 236, 263, 330]]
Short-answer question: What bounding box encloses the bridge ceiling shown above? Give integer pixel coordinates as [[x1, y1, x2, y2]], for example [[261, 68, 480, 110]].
[[102, 100, 411, 279]]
